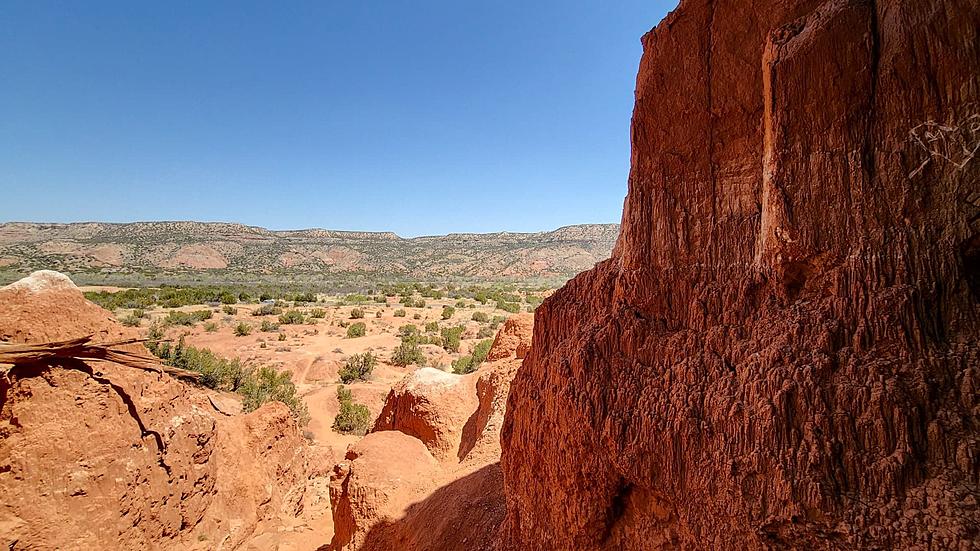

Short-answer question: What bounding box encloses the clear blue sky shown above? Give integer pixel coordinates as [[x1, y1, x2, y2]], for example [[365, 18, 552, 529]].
[[1, 1, 676, 237]]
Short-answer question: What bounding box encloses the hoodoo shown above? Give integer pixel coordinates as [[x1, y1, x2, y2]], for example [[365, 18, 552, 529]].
[[501, 0, 979, 549]]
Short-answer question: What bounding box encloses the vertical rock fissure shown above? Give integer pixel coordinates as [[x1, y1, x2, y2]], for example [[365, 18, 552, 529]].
[[706, 0, 719, 252]]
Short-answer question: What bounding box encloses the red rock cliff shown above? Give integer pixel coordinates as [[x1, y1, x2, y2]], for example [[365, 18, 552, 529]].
[[500, 1, 979, 549]]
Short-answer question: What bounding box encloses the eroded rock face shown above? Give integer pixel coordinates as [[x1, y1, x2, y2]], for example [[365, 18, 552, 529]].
[[327, 431, 441, 551], [330, 315, 532, 550], [371, 368, 479, 461], [0, 271, 309, 549], [501, 1, 980, 550]]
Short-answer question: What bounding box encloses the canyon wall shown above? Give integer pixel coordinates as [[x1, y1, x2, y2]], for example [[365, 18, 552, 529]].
[[501, 0, 979, 549]]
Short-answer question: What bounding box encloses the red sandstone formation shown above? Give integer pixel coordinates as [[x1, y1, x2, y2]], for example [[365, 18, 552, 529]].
[[0, 271, 309, 549], [371, 368, 480, 461], [328, 315, 532, 550], [501, 1, 980, 549], [486, 313, 533, 362]]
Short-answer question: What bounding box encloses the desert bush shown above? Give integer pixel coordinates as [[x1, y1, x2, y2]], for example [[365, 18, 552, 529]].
[[477, 326, 495, 339], [451, 355, 475, 374], [392, 335, 426, 367], [440, 325, 465, 353], [121, 314, 142, 327], [375, 311, 383, 318], [394, 309, 406, 317], [234, 322, 252, 337], [132, 309, 146, 319], [490, 315, 507, 328], [496, 300, 520, 314], [219, 292, 237, 304], [333, 386, 371, 434], [160, 340, 250, 392], [278, 333, 287, 341], [260, 320, 280, 332], [293, 292, 317, 304], [278, 309, 305, 325], [252, 304, 282, 316], [471, 311, 489, 323], [413, 312, 422, 319], [425, 321, 440, 333], [455, 300, 466, 308], [441, 306, 455, 320], [164, 310, 212, 326], [398, 324, 419, 338], [339, 352, 376, 383], [350, 308, 365, 319], [471, 339, 493, 364], [310, 308, 326, 319], [222, 305, 237, 315], [204, 321, 218, 332], [240, 366, 309, 424], [346, 322, 366, 338]]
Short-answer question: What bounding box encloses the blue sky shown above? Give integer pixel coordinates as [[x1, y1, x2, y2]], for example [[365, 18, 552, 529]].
[[1, 1, 676, 237]]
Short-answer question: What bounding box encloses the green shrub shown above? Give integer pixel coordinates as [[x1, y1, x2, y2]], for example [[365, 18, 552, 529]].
[[333, 386, 371, 434], [240, 366, 309, 424], [441, 306, 455, 320], [496, 300, 520, 314], [253, 304, 282, 316], [398, 324, 419, 338], [234, 322, 252, 337], [310, 308, 327, 319], [132, 309, 146, 319], [477, 326, 495, 339], [164, 310, 212, 326], [260, 320, 280, 332], [339, 352, 376, 383], [219, 292, 237, 305], [279, 310, 306, 325], [278, 333, 287, 341], [350, 308, 365, 319], [346, 322, 366, 338], [440, 325, 465, 353], [222, 305, 238, 315], [121, 314, 142, 327], [471, 339, 493, 364], [490, 315, 507, 328], [452, 355, 475, 374], [425, 321, 440, 333], [204, 321, 218, 332], [394, 309, 406, 318], [471, 311, 489, 323], [455, 300, 466, 308], [392, 335, 426, 366]]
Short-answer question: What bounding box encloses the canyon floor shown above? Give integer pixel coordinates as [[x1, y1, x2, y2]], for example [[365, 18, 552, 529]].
[[1, 277, 531, 549]]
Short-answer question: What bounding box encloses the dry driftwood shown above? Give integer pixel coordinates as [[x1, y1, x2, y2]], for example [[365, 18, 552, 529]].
[[0, 335, 200, 381]]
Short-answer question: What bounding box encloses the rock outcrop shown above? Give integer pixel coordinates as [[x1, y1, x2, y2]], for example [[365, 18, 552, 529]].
[[328, 315, 532, 550], [501, 1, 980, 550], [371, 368, 479, 461], [0, 271, 309, 549]]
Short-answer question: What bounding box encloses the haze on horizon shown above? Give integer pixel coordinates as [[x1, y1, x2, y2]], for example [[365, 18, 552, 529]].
[[0, 1, 677, 238]]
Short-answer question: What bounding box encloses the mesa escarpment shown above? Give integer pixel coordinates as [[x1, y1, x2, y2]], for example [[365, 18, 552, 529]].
[[0, 221, 619, 283], [0, 272, 310, 549], [501, 0, 979, 549]]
